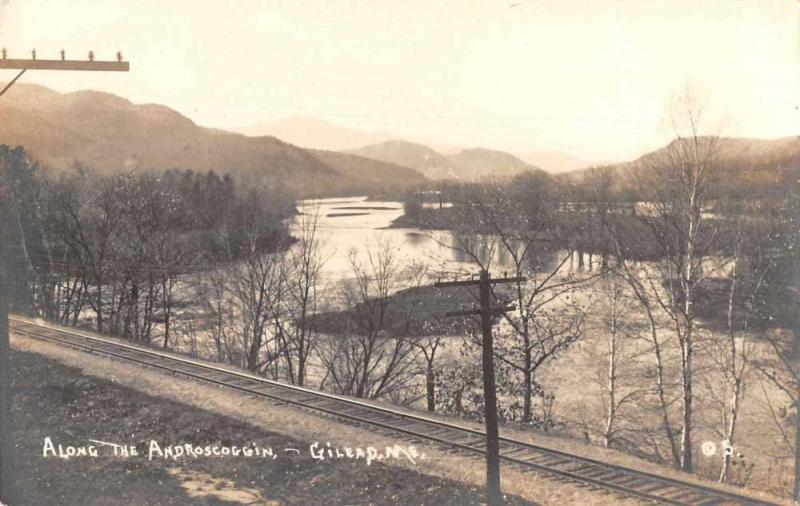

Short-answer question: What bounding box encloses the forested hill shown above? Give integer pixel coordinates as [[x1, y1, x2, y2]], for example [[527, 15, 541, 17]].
[[0, 83, 428, 197], [348, 140, 458, 180], [348, 140, 543, 181], [566, 135, 800, 197], [311, 149, 428, 195], [446, 148, 539, 181]]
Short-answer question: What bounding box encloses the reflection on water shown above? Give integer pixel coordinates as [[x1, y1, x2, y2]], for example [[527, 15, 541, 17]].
[[296, 197, 596, 289]]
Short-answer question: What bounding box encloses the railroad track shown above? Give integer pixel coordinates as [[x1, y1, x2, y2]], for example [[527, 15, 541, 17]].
[[11, 317, 777, 506]]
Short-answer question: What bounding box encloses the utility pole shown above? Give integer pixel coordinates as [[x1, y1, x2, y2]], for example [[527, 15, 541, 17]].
[[435, 270, 524, 506], [0, 48, 128, 504]]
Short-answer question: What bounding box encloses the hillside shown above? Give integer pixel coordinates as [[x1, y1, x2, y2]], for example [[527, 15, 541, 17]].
[[350, 140, 542, 181], [568, 135, 800, 196], [0, 84, 427, 196], [348, 139, 458, 180], [311, 149, 428, 195], [446, 148, 539, 181]]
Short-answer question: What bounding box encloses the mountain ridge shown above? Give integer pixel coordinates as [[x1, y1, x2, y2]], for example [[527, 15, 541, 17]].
[[0, 83, 428, 197], [4, 83, 796, 196], [348, 139, 545, 181], [347, 139, 458, 180], [564, 135, 800, 198], [238, 116, 590, 173]]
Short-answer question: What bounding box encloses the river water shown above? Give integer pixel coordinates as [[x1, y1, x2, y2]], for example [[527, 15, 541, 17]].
[[295, 196, 578, 293]]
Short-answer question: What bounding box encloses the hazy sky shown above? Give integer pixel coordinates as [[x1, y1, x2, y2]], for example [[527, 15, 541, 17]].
[[1, 0, 798, 161]]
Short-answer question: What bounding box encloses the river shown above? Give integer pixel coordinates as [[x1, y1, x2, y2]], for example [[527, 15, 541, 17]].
[[295, 196, 583, 294]]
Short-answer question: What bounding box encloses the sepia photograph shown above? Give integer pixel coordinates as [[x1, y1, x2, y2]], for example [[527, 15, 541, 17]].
[[0, 1, 798, 504]]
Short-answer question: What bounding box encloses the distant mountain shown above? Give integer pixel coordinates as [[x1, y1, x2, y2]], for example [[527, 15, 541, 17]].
[[236, 117, 394, 152], [349, 140, 543, 181], [445, 148, 539, 181], [311, 149, 427, 194], [238, 117, 586, 176], [516, 150, 589, 174], [348, 140, 458, 180], [0, 84, 427, 196]]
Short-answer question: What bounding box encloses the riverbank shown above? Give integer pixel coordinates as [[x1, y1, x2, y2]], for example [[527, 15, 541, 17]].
[[388, 208, 454, 230]]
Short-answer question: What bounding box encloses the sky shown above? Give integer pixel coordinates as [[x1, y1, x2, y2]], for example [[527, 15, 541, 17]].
[[0, 0, 798, 162]]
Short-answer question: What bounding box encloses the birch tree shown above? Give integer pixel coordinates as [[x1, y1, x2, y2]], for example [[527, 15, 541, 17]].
[[592, 273, 646, 448], [632, 87, 723, 472]]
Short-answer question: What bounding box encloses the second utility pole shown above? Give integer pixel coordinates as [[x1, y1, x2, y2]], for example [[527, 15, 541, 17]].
[[435, 269, 523, 506]]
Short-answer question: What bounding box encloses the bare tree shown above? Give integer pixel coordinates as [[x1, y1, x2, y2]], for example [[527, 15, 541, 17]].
[[221, 191, 287, 373], [194, 267, 237, 362], [449, 173, 590, 424], [0, 147, 57, 318], [394, 259, 457, 412], [274, 206, 325, 386], [227, 252, 283, 372], [415, 334, 443, 412], [590, 272, 647, 448], [708, 210, 766, 484], [41, 173, 92, 325], [608, 250, 683, 467], [759, 332, 800, 501], [631, 87, 723, 472], [54, 173, 125, 333], [317, 242, 419, 399]]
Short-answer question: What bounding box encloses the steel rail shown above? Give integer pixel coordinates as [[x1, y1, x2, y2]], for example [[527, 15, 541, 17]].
[[10, 316, 779, 506]]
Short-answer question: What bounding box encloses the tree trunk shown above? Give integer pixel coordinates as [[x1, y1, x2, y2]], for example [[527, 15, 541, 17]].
[[95, 282, 104, 333], [651, 319, 681, 469], [680, 184, 699, 474], [426, 363, 435, 412], [297, 347, 306, 387], [680, 331, 694, 472], [521, 312, 533, 424], [247, 324, 262, 372], [523, 369, 533, 424], [163, 312, 170, 348], [523, 349, 532, 423], [720, 260, 741, 483], [719, 378, 741, 483], [605, 325, 617, 448], [72, 281, 86, 326], [162, 278, 171, 349], [794, 401, 800, 504]]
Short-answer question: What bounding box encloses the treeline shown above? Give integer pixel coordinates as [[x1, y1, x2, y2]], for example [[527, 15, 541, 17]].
[[1, 145, 295, 345], [402, 165, 798, 324]]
